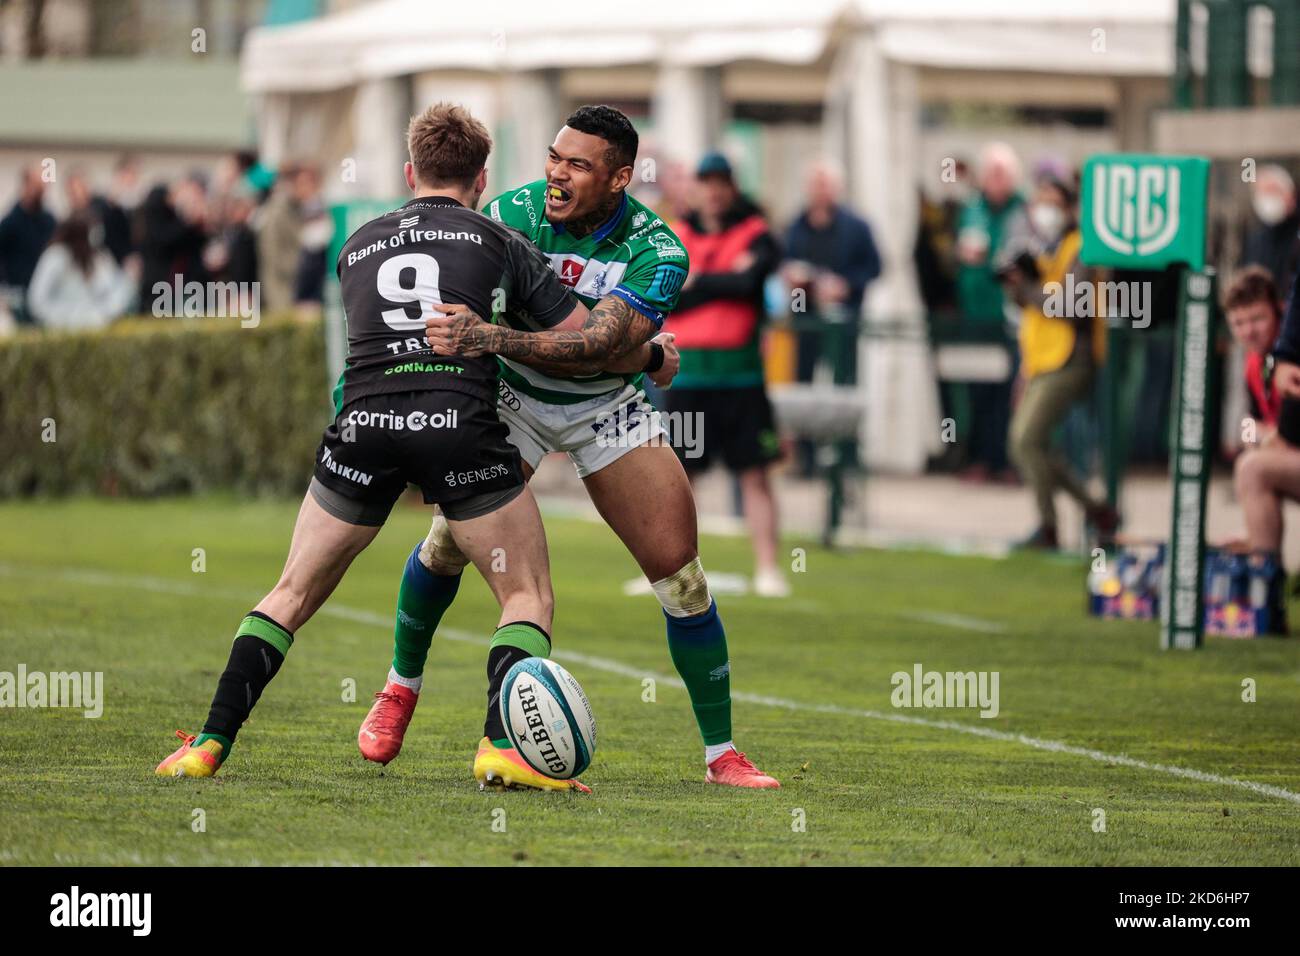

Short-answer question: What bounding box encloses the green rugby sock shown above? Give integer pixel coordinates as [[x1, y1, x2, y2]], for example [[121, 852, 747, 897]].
[[664, 601, 733, 746], [392, 543, 462, 680], [191, 732, 232, 755]]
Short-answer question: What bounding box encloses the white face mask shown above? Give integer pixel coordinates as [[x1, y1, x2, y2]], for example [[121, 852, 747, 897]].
[[1253, 193, 1289, 226], [1029, 203, 1065, 240]]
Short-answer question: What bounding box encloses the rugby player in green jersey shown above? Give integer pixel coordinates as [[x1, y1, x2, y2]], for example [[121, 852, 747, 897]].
[[360, 106, 779, 790], [157, 104, 616, 782]]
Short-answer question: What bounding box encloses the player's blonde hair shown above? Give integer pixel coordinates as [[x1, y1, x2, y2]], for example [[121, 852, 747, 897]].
[[406, 102, 492, 189]]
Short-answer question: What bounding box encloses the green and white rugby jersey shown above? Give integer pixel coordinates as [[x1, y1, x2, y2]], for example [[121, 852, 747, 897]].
[[485, 180, 689, 404]]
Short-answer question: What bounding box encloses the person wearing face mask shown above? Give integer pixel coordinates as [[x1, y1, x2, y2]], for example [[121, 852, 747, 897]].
[[1000, 177, 1117, 551], [1242, 165, 1300, 295]]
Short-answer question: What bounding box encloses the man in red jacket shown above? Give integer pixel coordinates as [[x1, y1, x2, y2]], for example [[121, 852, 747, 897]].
[[663, 153, 787, 597]]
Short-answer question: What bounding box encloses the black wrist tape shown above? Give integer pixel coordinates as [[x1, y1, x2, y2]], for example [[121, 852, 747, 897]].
[[644, 342, 665, 374]]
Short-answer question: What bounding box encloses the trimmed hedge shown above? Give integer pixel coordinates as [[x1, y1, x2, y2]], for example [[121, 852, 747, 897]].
[[0, 317, 331, 497]]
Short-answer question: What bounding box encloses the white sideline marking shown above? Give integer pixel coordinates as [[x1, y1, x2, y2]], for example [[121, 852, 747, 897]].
[[477, 640, 1300, 806], [897, 610, 1007, 634], [4, 562, 1298, 806]]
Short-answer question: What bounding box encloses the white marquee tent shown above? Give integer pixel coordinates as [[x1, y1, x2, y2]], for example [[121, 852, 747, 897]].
[[241, 0, 1177, 475], [244, 0, 1173, 91]]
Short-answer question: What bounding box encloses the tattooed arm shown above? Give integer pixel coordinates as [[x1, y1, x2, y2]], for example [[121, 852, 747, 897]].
[[425, 296, 658, 377]]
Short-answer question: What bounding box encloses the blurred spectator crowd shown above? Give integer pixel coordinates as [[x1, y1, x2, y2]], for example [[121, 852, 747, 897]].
[[4, 130, 1299, 562], [0, 152, 333, 333], [911, 143, 1299, 549]]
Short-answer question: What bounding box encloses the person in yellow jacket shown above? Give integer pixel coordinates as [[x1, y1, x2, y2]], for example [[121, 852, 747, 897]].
[[1002, 178, 1119, 550]]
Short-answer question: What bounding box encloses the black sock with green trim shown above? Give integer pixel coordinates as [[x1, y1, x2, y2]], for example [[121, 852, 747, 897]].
[[483, 621, 551, 745], [197, 611, 293, 755]]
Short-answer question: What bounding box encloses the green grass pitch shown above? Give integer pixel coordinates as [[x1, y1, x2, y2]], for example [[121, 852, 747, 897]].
[[1, 496, 1298, 866]]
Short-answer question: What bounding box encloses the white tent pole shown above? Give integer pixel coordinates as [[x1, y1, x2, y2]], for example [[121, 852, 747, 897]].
[[254, 93, 291, 170], [352, 77, 409, 200], [842, 27, 937, 474], [652, 64, 724, 168], [500, 70, 563, 191]]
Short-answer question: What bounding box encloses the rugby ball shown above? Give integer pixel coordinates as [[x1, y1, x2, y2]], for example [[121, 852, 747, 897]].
[[499, 657, 596, 779]]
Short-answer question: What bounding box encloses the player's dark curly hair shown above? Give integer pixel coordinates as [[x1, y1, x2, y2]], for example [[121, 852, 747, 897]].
[[565, 105, 638, 171]]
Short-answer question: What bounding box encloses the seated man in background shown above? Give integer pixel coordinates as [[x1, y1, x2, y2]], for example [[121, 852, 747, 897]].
[[1000, 176, 1117, 550], [1228, 267, 1300, 572], [663, 153, 787, 597]]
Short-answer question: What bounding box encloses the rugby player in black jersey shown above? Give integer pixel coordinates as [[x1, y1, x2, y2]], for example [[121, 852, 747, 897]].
[[155, 104, 611, 783]]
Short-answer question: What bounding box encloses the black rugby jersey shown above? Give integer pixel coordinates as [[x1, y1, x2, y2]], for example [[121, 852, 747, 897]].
[[335, 195, 575, 407]]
